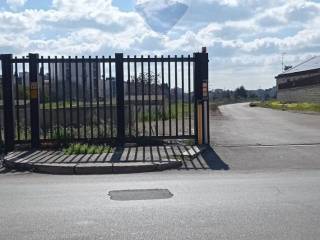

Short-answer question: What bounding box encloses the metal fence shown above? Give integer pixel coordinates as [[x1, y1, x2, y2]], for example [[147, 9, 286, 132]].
[[0, 51, 209, 151], [0, 58, 3, 152]]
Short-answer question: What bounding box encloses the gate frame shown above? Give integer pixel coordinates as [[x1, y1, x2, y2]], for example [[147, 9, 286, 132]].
[[0, 49, 210, 150], [115, 53, 125, 146], [0, 54, 15, 152], [29, 53, 41, 149]]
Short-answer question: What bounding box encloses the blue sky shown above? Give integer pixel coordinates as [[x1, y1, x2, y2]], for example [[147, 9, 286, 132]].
[[1, 0, 320, 90]]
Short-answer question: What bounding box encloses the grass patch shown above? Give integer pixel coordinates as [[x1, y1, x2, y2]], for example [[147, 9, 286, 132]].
[[63, 143, 113, 155], [252, 100, 320, 112], [52, 127, 73, 141], [138, 103, 190, 122]]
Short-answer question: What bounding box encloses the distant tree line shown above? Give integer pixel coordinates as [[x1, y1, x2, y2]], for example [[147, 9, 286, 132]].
[[210, 86, 277, 104]]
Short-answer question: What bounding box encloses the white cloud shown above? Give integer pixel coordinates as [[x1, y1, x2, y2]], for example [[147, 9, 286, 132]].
[[0, 0, 319, 89], [203, 0, 240, 7], [6, 0, 27, 10]]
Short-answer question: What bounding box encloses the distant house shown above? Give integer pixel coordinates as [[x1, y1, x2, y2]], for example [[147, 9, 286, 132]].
[[275, 56, 320, 103], [18, 72, 30, 84], [49, 62, 101, 100], [104, 77, 117, 98]]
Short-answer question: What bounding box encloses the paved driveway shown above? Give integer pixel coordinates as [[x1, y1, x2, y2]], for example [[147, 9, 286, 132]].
[[211, 103, 320, 170]]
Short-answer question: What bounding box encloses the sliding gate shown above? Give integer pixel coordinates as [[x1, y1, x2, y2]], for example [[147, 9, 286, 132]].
[[0, 49, 209, 151]]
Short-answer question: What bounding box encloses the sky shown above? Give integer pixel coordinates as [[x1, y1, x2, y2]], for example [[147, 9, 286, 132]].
[[0, 0, 320, 90]]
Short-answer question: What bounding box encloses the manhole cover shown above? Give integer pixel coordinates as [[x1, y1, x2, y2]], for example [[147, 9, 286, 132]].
[[108, 189, 173, 201]]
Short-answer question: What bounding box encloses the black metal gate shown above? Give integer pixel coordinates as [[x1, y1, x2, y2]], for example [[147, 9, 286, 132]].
[[0, 50, 209, 151]]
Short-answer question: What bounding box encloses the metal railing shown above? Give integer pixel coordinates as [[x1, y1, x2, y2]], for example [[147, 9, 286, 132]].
[[0, 51, 209, 151]]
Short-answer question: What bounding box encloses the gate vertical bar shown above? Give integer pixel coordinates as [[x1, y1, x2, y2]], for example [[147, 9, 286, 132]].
[[205, 47, 210, 144], [148, 55, 151, 137], [193, 48, 209, 145], [40, 57, 46, 139], [127, 56, 132, 137], [14, 59, 20, 141], [155, 56, 158, 137], [48, 57, 53, 139], [75, 56, 80, 139], [102, 56, 106, 138], [22, 58, 28, 140], [95, 56, 100, 138], [89, 56, 93, 139], [54, 56, 60, 138], [115, 53, 125, 145], [161, 56, 165, 136], [82, 56, 87, 139], [29, 53, 40, 148], [134, 56, 138, 137], [1, 54, 15, 152], [108, 57, 113, 138]]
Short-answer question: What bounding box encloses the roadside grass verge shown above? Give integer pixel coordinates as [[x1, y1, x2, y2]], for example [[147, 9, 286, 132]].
[[250, 100, 320, 112], [210, 103, 219, 111]]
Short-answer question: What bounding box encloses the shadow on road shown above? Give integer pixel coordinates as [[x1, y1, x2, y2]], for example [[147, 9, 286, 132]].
[[202, 146, 229, 170], [0, 154, 31, 175], [178, 145, 229, 171]]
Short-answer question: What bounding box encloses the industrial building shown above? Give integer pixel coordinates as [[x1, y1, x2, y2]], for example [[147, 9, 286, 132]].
[[275, 56, 320, 103]]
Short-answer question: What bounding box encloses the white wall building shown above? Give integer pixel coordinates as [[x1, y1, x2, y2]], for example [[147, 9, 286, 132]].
[[275, 56, 320, 103]]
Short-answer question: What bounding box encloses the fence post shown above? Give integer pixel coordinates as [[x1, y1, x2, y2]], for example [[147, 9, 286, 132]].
[[115, 53, 125, 145], [1, 54, 15, 152], [29, 53, 40, 148], [194, 47, 209, 145]]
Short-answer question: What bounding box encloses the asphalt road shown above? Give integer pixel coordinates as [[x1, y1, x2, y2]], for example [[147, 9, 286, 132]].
[[211, 103, 320, 146], [211, 103, 320, 170], [1, 170, 320, 240], [1, 103, 320, 240]]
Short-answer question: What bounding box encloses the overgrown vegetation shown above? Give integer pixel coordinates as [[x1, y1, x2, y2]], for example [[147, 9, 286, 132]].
[[138, 103, 190, 122], [63, 143, 112, 155], [52, 127, 73, 141], [251, 100, 320, 112]]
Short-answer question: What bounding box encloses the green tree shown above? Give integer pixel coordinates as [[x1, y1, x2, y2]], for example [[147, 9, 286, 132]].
[[132, 72, 160, 84], [234, 86, 247, 99]]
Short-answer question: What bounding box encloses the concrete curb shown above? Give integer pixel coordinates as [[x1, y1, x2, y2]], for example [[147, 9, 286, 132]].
[[75, 163, 113, 175], [3, 158, 182, 175], [112, 162, 157, 174]]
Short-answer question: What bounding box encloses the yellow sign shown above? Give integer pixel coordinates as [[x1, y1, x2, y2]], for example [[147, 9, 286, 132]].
[[30, 82, 38, 99], [30, 89, 38, 99]]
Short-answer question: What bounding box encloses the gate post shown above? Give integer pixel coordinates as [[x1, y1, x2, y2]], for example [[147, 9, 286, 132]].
[[115, 53, 125, 145], [194, 47, 209, 145], [1, 54, 15, 152], [29, 53, 40, 148]]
